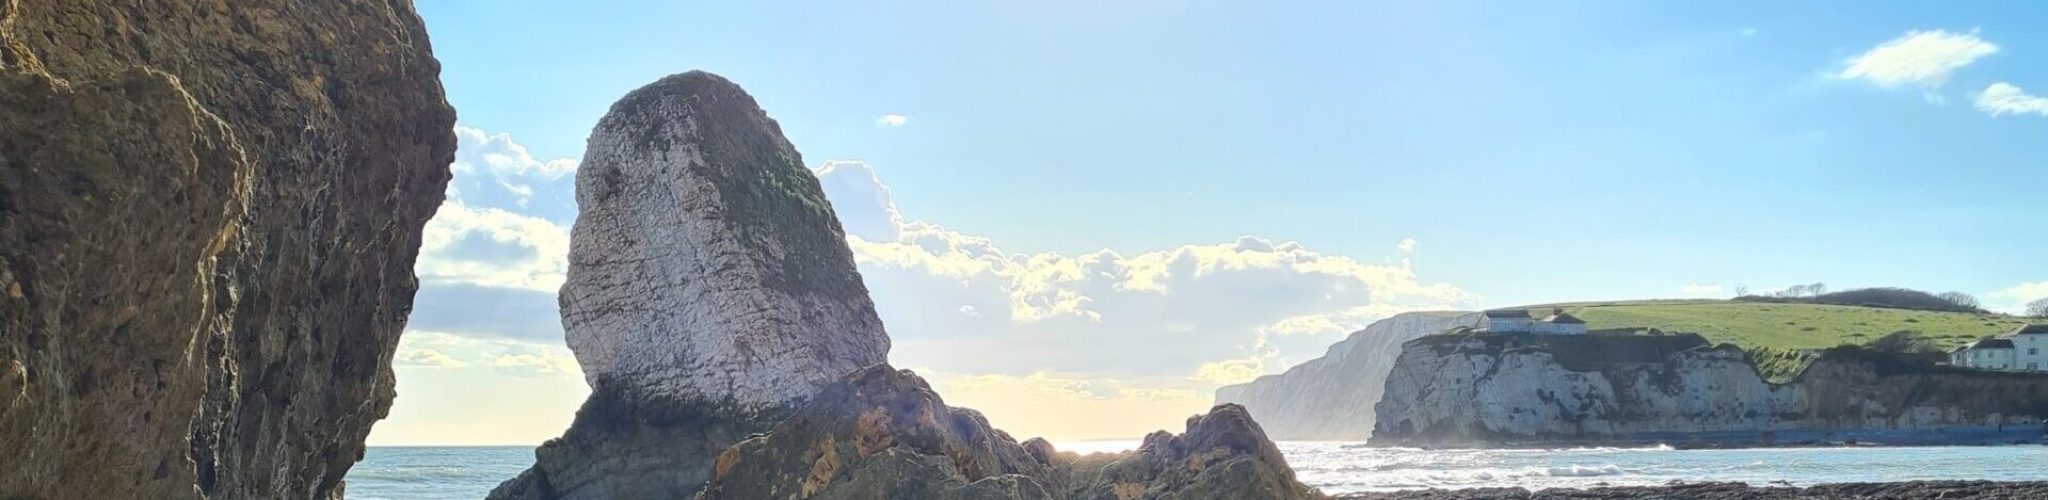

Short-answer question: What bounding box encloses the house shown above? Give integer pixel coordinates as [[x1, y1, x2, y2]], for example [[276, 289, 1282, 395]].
[[1951, 324, 2048, 371], [1480, 308, 1587, 335]]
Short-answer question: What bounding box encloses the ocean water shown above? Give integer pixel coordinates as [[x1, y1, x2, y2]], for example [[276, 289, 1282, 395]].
[[346, 443, 2048, 499]]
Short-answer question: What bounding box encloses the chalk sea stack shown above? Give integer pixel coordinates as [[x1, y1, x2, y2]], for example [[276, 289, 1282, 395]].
[[494, 71, 1321, 499], [0, 1, 455, 498], [489, 71, 891, 499]]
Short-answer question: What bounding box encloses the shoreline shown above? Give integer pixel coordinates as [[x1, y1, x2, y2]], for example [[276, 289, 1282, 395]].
[[1335, 480, 2048, 499], [1363, 426, 2048, 450]]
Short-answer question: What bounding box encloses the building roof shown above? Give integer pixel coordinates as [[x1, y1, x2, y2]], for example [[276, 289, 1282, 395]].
[[2007, 324, 2048, 336], [1541, 312, 1586, 325], [1484, 309, 1531, 319], [1971, 338, 2016, 350]]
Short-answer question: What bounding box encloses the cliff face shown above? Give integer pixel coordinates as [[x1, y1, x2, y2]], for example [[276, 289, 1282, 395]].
[[0, 2, 454, 499], [1216, 312, 1482, 440], [495, 71, 1320, 500], [1373, 333, 2048, 447]]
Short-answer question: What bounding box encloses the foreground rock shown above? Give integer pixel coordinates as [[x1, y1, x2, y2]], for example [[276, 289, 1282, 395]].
[[0, 2, 453, 498], [1217, 312, 1482, 440], [699, 365, 1322, 500], [491, 71, 890, 499], [1337, 481, 2048, 499], [495, 70, 1317, 499], [1374, 332, 2048, 447]]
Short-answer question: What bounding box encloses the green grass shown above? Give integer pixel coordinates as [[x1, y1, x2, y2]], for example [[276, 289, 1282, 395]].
[[1533, 301, 2030, 351], [1509, 301, 2037, 382]]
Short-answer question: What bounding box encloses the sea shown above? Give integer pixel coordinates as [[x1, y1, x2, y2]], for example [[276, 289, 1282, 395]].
[[346, 442, 2048, 499]]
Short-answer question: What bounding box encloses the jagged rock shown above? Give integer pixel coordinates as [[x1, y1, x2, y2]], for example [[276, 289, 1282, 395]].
[[0, 2, 454, 499], [491, 71, 889, 499], [696, 366, 1323, 500], [1216, 312, 1482, 439], [1373, 333, 2048, 447], [1068, 404, 1323, 500], [697, 365, 1059, 500]]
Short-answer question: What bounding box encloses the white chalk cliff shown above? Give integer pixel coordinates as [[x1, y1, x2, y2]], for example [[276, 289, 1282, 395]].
[[1373, 333, 2048, 447], [1215, 311, 1482, 439]]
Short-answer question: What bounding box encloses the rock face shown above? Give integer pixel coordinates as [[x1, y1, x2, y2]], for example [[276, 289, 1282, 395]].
[[698, 365, 1322, 500], [491, 71, 890, 499], [1216, 312, 1482, 440], [0, 2, 454, 499], [560, 71, 889, 411], [497, 71, 1317, 500], [1373, 332, 2048, 447]]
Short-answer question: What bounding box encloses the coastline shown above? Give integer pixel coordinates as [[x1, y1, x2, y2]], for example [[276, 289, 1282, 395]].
[[1335, 480, 2048, 499], [1371, 426, 2048, 450]]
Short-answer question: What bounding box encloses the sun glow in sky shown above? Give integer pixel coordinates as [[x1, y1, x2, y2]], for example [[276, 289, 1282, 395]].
[[369, 1, 2048, 445]]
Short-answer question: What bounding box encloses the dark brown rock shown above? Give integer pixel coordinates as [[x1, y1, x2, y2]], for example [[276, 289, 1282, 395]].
[[1068, 404, 1324, 500], [0, 2, 455, 498], [696, 366, 1323, 500]]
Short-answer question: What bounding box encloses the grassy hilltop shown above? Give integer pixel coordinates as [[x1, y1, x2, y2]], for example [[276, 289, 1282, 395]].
[[1503, 300, 2037, 382]]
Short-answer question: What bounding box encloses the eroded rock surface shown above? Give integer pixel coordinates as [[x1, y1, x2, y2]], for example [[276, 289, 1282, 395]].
[[1216, 312, 1482, 440], [0, 1, 454, 498], [491, 71, 889, 500]]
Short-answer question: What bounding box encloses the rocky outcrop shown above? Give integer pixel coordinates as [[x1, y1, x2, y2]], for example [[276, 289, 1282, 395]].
[[1372, 332, 2048, 447], [1066, 404, 1322, 500], [0, 2, 454, 499], [1216, 312, 1481, 440], [491, 71, 890, 499], [495, 70, 1318, 500], [698, 365, 1322, 500]]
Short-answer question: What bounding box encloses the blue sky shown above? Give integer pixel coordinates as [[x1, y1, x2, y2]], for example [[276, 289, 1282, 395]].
[[370, 1, 2048, 445]]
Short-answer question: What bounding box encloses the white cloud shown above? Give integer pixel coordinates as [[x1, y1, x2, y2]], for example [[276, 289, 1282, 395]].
[[1975, 82, 2048, 117], [1987, 280, 2048, 314], [492, 351, 582, 377], [813, 162, 1475, 387], [395, 347, 469, 369], [814, 161, 904, 241], [1679, 284, 1725, 296], [1839, 29, 1997, 90], [875, 114, 909, 127], [416, 200, 570, 292], [1739, 28, 1758, 37]]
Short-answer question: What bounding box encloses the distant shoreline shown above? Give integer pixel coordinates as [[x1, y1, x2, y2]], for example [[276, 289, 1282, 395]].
[[1334, 480, 2048, 499]]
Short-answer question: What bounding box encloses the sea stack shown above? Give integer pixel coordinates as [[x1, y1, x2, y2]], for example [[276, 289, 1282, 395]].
[[0, 1, 455, 498], [490, 71, 890, 499], [561, 71, 889, 412], [494, 70, 1320, 500]]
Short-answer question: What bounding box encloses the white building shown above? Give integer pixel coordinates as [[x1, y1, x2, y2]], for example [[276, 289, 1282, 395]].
[[1481, 308, 1587, 335], [1951, 324, 2048, 371]]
